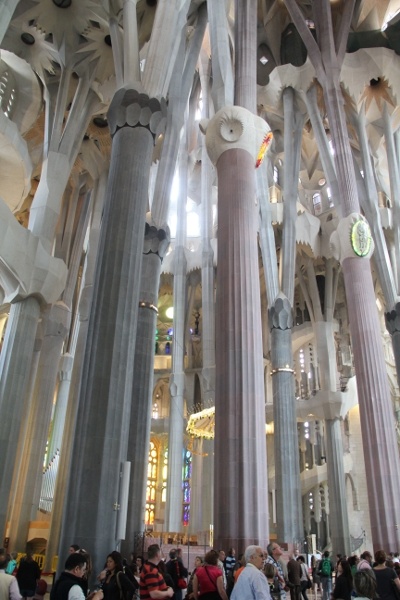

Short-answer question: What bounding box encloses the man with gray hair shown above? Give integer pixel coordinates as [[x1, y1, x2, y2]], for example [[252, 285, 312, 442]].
[[231, 546, 271, 600]]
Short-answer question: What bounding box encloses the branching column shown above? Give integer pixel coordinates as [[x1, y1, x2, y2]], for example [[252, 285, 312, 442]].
[[285, 0, 400, 552]]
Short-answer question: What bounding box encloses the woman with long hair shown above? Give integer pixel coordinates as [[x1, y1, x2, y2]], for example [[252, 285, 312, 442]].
[[98, 551, 135, 600], [332, 559, 353, 600], [373, 550, 400, 600]]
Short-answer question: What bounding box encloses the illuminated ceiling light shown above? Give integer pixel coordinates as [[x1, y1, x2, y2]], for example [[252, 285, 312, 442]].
[[318, 177, 326, 186], [166, 307, 174, 319], [259, 56, 268, 65]]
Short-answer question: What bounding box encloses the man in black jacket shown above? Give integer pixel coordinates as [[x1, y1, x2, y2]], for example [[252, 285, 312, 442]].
[[51, 554, 103, 600], [166, 550, 188, 600]]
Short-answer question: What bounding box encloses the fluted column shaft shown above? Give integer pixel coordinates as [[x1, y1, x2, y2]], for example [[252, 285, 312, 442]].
[[344, 258, 400, 551], [44, 172, 107, 573], [214, 148, 268, 552], [123, 224, 169, 555], [47, 353, 74, 461], [166, 141, 188, 532], [314, 319, 350, 555], [324, 418, 350, 556], [58, 89, 161, 570], [7, 302, 70, 551], [0, 297, 41, 537], [270, 300, 303, 544]]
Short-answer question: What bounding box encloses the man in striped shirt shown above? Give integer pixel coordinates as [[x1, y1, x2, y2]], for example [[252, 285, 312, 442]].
[[139, 545, 173, 600]]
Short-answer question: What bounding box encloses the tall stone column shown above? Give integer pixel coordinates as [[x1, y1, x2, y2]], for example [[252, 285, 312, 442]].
[[313, 318, 350, 556], [324, 416, 349, 555], [6, 301, 70, 551], [58, 88, 166, 568], [270, 294, 303, 544], [166, 145, 188, 533], [123, 221, 169, 555], [44, 171, 107, 573], [0, 297, 40, 537], [201, 106, 271, 551], [47, 353, 74, 462], [331, 214, 400, 550]]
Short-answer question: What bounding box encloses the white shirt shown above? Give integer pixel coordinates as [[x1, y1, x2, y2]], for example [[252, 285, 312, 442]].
[[231, 563, 272, 600], [67, 585, 85, 600]]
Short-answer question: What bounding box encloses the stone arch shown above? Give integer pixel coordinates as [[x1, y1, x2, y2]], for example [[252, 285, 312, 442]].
[[345, 473, 359, 511], [152, 377, 170, 418]]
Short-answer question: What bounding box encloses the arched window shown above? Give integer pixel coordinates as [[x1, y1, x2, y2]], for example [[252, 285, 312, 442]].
[[146, 442, 158, 525], [312, 193, 322, 215]]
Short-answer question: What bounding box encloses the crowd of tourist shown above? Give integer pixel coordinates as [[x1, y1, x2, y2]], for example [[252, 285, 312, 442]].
[[2, 543, 400, 600]]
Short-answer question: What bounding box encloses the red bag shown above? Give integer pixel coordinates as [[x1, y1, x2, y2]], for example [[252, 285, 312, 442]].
[[177, 577, 187, 590], [176, 561, 187, 589]]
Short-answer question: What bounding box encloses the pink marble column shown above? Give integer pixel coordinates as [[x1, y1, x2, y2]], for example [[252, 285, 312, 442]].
[[214, 147, 269, 552], [343, 257, 400, 551]]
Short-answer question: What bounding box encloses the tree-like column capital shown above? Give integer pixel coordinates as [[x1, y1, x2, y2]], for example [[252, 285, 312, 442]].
[[199, 105, 272, 167], [108, 85, 167, 141]]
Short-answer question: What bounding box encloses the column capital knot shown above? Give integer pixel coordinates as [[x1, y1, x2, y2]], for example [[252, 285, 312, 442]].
[[108, 85, 167, 140], [385, 301, 400, 335], [143, 214, 170, 261], [199, 105, 273, 167], [269, 292, 293, 330], [330, 212, 374, 264]]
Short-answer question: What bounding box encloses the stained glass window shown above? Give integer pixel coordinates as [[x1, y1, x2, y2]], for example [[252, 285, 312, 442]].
[[162, 450, 168, 503], [145, 442, 158, 525], [182, 449, 192, 526]]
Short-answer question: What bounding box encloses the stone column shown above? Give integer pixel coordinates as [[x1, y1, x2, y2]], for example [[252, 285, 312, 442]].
[[0, 297, 41, 536], [201, 106, 271, 551], [270, 294, 303, 544], [44, 172, 108, 573], [58, 88, 166, 568], [123, 221, 169, 555], [166, 143, 188, 533], [0, 0, 19, 44], [6, 301, 70, 551], [324, 415, 350, 556], [47, 353, 74, 462], [331, 214, 400, 550]]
